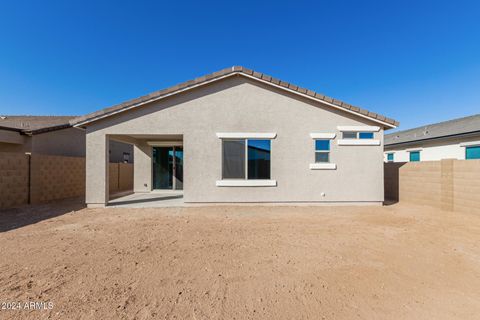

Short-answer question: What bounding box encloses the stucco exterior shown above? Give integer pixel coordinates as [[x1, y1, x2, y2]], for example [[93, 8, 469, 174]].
[[84, 75, 388, 206], [384, 134, 480, 162]]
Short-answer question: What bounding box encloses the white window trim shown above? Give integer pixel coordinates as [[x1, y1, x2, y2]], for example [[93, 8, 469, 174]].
[[313, 138, 332, 165], [460, 141, 480, 147], [216, 132, 277, 139], [219, 136, 274, 185], [337, 126, 380, 132], [310, 133, 336, 139], [338, 139, 380, 146], [216, 179, 277, 187], [309, 163, 336, 170]]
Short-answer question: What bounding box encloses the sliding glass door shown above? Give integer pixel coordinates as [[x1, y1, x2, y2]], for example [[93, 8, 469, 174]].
[[152, 146, 183, 190]]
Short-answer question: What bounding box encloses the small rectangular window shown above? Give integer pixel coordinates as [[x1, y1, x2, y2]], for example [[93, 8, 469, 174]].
[[387, 153, 394, 162], [342, 131, 357, 139], [466, 146, 480, 160], [359, 132, 374, 139], [409, 151, 420, 162], [315, 139, 330, 163], [123, 152, 130, 163]]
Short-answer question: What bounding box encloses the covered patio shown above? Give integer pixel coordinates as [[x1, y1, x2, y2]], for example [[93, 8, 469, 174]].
[[88, 133, 184, 207]]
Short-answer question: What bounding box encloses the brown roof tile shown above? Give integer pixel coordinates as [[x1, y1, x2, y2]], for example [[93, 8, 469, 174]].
[[71, 66, 399, 128]]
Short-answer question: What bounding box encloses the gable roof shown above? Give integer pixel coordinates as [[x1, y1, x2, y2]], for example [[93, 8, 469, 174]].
[[385, 114, 480, 146], [0, 115, 77, 135], [71, 66, 399, 128]]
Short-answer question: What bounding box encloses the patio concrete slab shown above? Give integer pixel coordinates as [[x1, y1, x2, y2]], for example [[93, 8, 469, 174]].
[[108, 191, 184, 208]]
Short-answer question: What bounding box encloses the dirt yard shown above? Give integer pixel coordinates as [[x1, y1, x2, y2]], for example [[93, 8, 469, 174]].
[[1, 201, 480, 320]]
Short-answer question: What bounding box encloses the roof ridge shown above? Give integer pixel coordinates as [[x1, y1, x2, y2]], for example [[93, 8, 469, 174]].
[[71, 66, 399, 128], [386, 113, 480, 137]]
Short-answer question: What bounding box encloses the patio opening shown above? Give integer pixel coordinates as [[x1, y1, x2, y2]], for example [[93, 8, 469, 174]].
[[106, 134, 184, 207]]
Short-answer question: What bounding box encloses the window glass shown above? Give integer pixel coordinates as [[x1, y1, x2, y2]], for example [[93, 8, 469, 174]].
[[409, 151, 420, 162], [247, 140, 271, 179], [359, 132, 374, 139], [315, 152, 329, 163], [387, 153, 394, 162], [222, 140, 245, 179], [343, 131, 357, 139], [466, 146, 480, 159], [315, 139, 330, 163], [315, 140, 330, 151]]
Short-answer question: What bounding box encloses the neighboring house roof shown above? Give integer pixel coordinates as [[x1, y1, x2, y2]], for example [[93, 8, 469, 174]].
[[0, 115, 78, 135], [71, 66, 399, 129], [385, 114, 480, 146]]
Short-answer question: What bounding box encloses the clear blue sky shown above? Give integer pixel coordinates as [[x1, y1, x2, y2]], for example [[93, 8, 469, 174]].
[[1, 1, 479, 130]]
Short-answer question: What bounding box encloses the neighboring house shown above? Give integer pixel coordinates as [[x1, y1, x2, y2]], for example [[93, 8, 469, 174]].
[[71, 66, 398, 207], [384, 114, 480, 162], [0, 115, 133, 163]]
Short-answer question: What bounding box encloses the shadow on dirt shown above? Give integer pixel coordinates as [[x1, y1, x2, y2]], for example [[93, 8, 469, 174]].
[[0, 198, 86, 233]]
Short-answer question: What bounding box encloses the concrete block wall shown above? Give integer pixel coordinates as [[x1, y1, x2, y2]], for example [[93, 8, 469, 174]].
[[0, 152, 29, 208], [30, 154, 86, 204], [1, 153, 134, 209], [385, 159, 480, 213], [453, 160, 480, 213]]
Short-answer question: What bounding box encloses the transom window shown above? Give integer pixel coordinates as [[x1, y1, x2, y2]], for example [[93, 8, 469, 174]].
[[342, 131, 374, 139], [315, 140, 330, 163], [466, 146, 480, 160], [409, 151, 420, 162], [222, 139, 271, 179]]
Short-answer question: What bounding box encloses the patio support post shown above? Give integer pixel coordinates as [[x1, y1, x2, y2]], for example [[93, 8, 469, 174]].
[[134, 141, 152, 193]]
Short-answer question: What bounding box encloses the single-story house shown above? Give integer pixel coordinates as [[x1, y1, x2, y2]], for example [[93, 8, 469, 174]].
[[71, 66, 399, 207], [384, 114, 480, 162], [0, 115, 133, 163]]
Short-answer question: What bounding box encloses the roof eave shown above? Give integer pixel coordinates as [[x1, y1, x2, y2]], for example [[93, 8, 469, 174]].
[[72, 67, 399, 129]]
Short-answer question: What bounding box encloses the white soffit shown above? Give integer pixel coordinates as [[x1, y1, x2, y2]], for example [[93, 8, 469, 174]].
[[337, 126, 380, 132], [460, 141, 480, 147], [216, 132, 277, 139], [310, 133, 336, 139], [338, 139, 381, 146], [405, 148, 423, 152]]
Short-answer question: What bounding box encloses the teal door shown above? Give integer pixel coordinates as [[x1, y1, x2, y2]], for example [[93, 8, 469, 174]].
[[152, 146, 183, 190]]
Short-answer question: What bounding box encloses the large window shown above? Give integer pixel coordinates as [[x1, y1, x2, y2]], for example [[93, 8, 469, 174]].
[[466, 146, 480, 160], [315, 140, 330, 163], [222, 139, 271, 179], [409, 151, 420, 162]]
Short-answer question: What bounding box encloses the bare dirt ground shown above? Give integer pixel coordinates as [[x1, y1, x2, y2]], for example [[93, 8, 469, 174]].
[[1, 201, 480, 320]]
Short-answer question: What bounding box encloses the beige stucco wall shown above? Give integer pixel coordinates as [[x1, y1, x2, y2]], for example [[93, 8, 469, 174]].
[[32, 127, 86, 157], [85, 76, 386, 205]]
